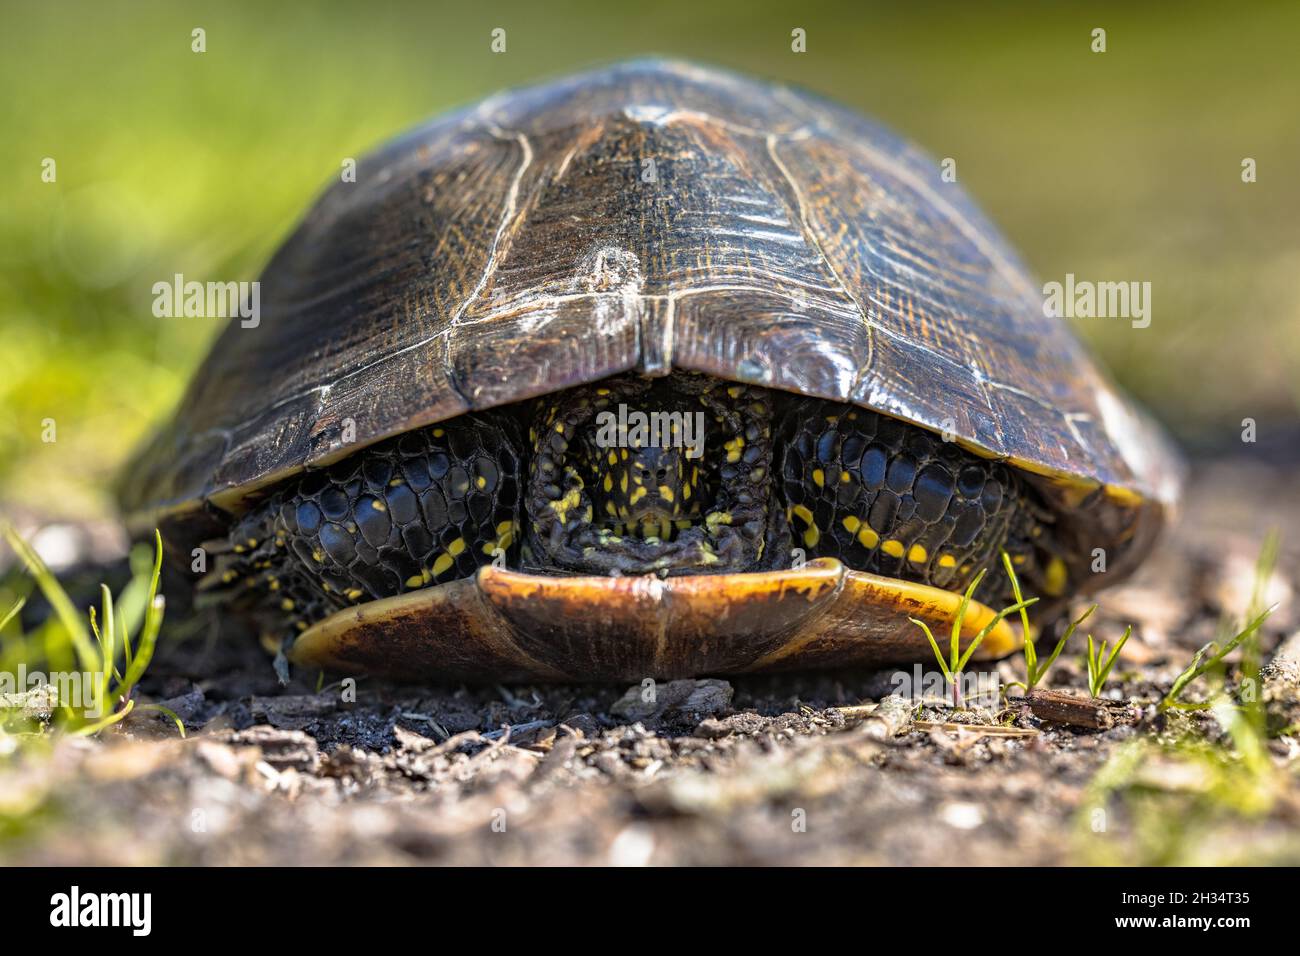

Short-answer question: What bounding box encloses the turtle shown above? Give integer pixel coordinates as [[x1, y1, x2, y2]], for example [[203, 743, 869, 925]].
[[118, 59, 1183, 683]]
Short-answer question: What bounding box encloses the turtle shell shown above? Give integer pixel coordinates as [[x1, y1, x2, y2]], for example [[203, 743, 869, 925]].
[[120, 58, 1182, 612], [119, 60, 1180, 535]]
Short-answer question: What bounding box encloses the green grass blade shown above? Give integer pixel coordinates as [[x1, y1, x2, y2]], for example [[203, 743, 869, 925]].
[[910, 617, 953, 684], [1161, 605, 1275, 710], [950, 569, 985, 671], [0, 521, 99, 671], [99, 583, 119, 704], [1087, 634, 1100, 697], [117, 532, 165, 696], [69, 697, 135, 737], [0, 596, 25, 633], [1094, 625, 1132, 696], [135, 703, 186, 738], [119, 594, 164, 698], [1001, 551, 1035, 674], [955, 597, 1038, 673], [1038, 603, 1096, 688], [1249, 530, 1279, 620]]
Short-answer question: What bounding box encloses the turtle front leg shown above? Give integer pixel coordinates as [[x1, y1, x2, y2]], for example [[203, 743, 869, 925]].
[[202, 413, 524, 638]]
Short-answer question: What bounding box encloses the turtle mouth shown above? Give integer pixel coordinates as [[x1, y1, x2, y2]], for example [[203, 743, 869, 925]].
[[596, 504, 694, 545]]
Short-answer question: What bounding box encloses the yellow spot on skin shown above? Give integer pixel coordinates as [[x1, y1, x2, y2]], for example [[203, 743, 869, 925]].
[[857, 526, 880, 549], [727, 386, 743, 399], [221, 571, 237, 583], [603, 474, 613, 493], [803, 526, 820, 548], [549, 487, 582, 521], [269, 579, 281, 590], [658, 485, 675, 503], [842, 516, 861, 533], [629, 486, 648, 506], [683, 483, 692, 500], [621, 449, 629, 461], [608, 450, 618, 466], [907, 544, 928, 564], [620, 473, 629, 494], [433, 429, 444, 438], [840, 471, 852, 484], [882, 540, 906, 559], [389, 478, 404, 487], [233, 544, 245, 554], [724, 436, 745, 463], [447, 538, 466, 556], [371, 500, 386, 512], [596, 388, 610, 396], [812, 469, 825, 488], [405, 573, 425, 589], [476, 476, 487, 489], [938, 554, 957, 569], [312, 550, 324, 563], [431, 553, 454, 577], [346, 588, 364, 601], [554, 422, 565, 434], [793, 504, 814, 526], [606, 501, 618, 516], [1044, 556, 1069, 596]]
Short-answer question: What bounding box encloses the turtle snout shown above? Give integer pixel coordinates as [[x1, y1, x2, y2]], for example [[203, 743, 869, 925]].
[[617, 446, 694, 522]]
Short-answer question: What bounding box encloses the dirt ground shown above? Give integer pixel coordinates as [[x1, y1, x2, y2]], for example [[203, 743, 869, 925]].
[[3, 457, 1300, 866]]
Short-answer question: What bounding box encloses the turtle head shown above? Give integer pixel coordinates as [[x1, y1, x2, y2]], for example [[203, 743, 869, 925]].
[[524, 376, 776, 575], [585, 421, 704, 540]]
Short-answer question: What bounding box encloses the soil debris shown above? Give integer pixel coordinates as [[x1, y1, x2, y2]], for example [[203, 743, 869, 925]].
[[2, 459, 1299, 865]]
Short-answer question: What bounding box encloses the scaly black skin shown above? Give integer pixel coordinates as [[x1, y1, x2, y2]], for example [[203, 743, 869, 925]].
[[207, 415, 523, 636], [209, 374, 1056, 641], [775, 397, 1048, 594]]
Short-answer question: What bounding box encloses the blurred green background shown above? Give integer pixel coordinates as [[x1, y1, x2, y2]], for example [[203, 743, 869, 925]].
[[3, 0, 1298, 521]]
